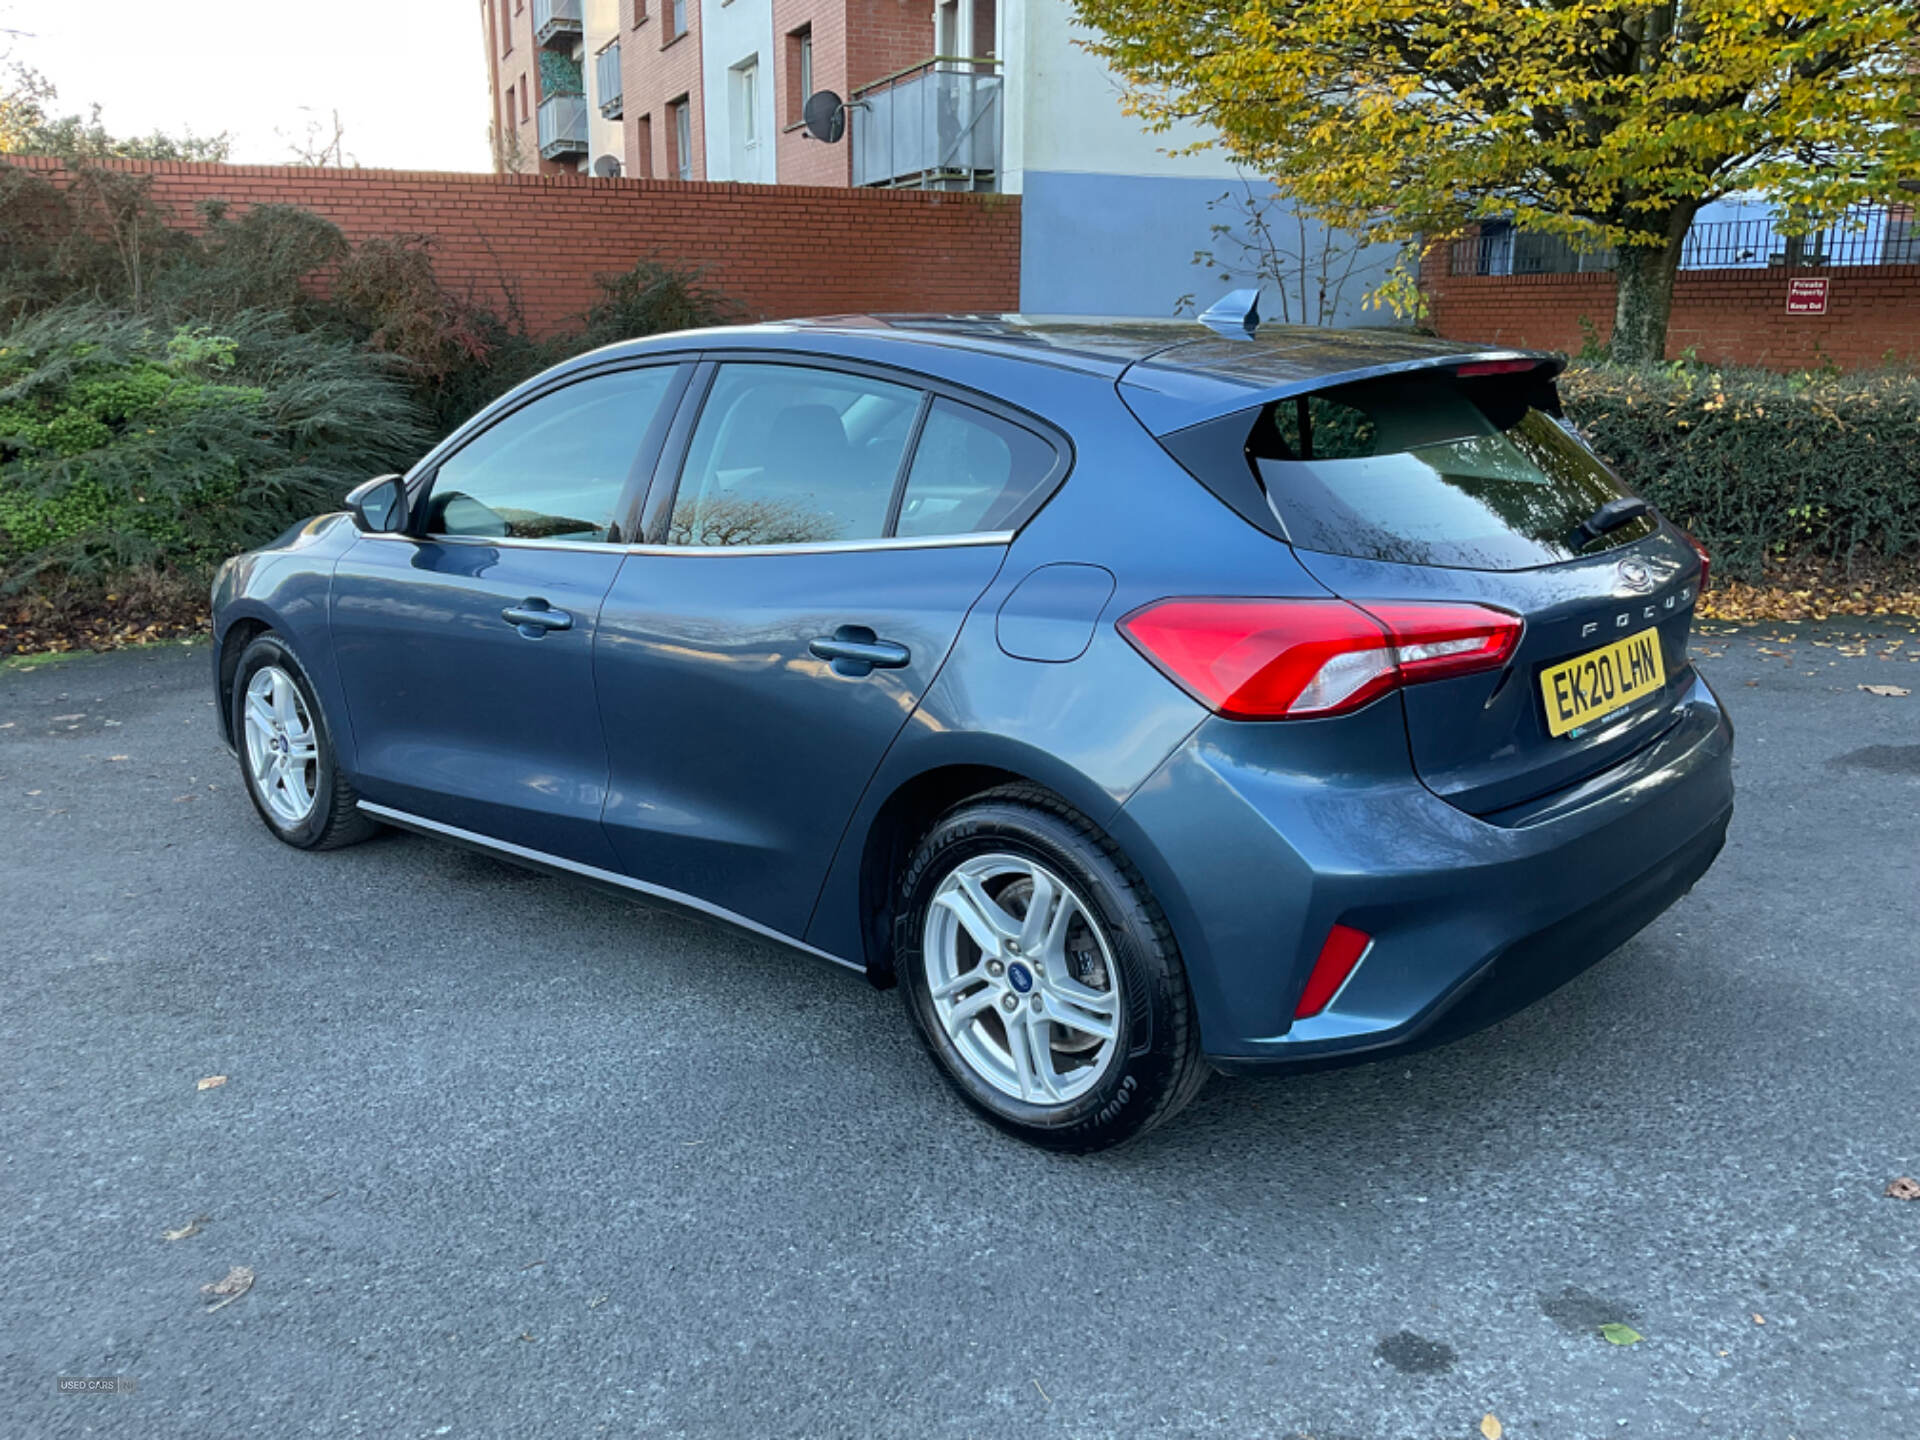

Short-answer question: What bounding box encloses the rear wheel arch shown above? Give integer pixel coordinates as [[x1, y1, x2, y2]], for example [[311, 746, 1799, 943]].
[[856, 764, 1027, 988]]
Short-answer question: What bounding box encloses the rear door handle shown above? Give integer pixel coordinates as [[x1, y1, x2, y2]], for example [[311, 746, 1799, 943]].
[[502, 599, 574, 635], [810, 625, 910, 677]]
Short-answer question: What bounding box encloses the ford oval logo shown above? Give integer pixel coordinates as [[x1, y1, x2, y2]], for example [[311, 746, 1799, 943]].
[[1618, 558, 1653, 594], [1006, 962, 1034, 994]]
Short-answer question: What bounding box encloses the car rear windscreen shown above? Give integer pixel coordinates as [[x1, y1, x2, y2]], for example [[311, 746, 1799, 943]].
[[1249, 372, 1655, 571]]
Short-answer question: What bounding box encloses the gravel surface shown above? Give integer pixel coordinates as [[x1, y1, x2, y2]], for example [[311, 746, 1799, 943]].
[[2, 622, 1916, 1439]]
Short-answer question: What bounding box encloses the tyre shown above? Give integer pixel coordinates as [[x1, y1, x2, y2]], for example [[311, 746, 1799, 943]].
[[895, 785, 1208, 1152], [231, 632, 379, 851]]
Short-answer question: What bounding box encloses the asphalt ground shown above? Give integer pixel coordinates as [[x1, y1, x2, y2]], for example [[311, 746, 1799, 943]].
[[2, 618, 1916, 1439]]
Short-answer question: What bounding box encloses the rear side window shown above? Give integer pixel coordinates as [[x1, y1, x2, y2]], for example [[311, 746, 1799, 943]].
[[895, 399, 1056, 538], [1252, 373, 1654, 570], [670, 363, 921, 546]]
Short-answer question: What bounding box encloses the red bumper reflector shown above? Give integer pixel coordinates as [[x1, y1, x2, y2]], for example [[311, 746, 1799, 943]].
[[1295, 924, 1372, 1019]]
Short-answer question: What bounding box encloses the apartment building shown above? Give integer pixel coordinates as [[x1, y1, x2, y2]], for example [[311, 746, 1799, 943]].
[[478, 0, 1396, 317]]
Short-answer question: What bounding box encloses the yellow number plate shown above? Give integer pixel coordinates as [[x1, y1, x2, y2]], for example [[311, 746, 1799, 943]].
[[1540, 628, 1667, 738]]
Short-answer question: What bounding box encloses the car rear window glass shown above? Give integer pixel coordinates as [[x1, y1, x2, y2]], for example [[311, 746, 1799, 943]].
[[671, 363, 923, 546], [1251, 373, 1655, 571], [895, 399, 1056, 538]]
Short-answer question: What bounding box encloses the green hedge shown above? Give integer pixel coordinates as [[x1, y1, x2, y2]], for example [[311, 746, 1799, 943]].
[[0, 306, 429, 584], [1561, 364, 1920, 579]]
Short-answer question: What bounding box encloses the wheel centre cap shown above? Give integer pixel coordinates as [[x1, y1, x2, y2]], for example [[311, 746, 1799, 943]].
[[1006, 961, 1034, 994]]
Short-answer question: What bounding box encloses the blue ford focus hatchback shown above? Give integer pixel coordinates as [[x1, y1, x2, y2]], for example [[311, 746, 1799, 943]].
[[211, 311, 1733, 1150]]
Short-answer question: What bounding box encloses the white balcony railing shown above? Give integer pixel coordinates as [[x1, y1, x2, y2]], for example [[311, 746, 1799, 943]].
[[537, 94, 589, 160], [852, 59, 1002, 191], [595, 41, 623, 120], [533, 0, 582, 47]]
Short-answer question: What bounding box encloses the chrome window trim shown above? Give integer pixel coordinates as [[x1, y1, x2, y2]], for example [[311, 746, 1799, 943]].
[[357, 802, 863, 974], [627, 530, 1013, 557], [420, 532, 630, 552], [352, 529, 1013, 556]]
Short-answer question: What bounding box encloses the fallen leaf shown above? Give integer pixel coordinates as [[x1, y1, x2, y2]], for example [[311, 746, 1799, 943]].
[[1886, 1176, 1920, 1200], [1752, 1313, 1766, 1325], [164, 1216, 209, 1242], [1481, 1414, 1504, 1440], [200, 1265, 254, 1311], [196, 1075, 227, 1091], [108, 755, 129, 762], [1600, 1323, 1644, 1346], [1859, 684, 1910, 697]]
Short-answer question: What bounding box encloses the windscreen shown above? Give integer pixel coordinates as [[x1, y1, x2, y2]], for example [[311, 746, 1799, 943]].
[[1251, 372, 1655, 571]]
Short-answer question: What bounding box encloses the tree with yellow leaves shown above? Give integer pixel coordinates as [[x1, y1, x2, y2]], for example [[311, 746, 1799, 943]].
[[1070, 0, 1920, 363]]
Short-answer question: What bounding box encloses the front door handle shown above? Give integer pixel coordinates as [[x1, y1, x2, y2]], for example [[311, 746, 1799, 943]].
[[810, 625, 910, 677], [501, 599, 574, 636]]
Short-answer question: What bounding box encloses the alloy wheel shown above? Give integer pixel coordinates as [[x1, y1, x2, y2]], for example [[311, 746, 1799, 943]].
[[242, 665, 319, 827], [923, 851, 1123, 1105]]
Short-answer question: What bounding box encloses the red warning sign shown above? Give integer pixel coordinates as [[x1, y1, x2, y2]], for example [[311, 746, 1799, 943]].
[[1786, 277, 1829, 315]]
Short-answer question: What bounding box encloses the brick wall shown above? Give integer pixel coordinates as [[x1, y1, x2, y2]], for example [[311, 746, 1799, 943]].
[[845, 0, 934, 91], [769, 0, 935, 188], [772, 0, 850, 187], [8, 156, 1020, 336], [486, 0, 574, 175], [1423, 246, 1920, 370], [622, 0, 707, 180]]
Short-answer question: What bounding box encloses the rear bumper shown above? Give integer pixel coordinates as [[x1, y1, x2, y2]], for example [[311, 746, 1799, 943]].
[[1111, 670, 1734, 1069]]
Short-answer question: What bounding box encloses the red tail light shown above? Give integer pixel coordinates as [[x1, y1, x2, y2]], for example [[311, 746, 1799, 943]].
[[1296, 923, 1373, 1018], [1118, 597, 1522, 720], [1684, 531, 1711, 593]]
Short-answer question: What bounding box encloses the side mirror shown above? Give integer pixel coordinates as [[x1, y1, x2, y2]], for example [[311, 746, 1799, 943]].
[[346, 474, 407, 534]]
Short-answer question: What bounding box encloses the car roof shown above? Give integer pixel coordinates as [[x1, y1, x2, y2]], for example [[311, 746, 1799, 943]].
[[581, 314, 1562, 434]]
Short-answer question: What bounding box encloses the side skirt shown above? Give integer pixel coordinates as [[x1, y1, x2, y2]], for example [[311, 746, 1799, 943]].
[[356, 801, 864, 975]]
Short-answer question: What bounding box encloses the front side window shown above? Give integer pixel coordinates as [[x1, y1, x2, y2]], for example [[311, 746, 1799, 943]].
[[1252, 372, 1655, 570], [671, 0, 687, 36], [426, 367, 678, 543], [669, 364, 922, 546], [895, 398, 1056, 538]]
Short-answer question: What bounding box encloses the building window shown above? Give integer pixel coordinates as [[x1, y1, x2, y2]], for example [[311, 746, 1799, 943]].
[[505, 82, 516, 129], [670, 0, 687, 39], [669, 96, 691, 180], [631, 0, 646, 25], [735, 58, 759, 147], [636, 114, 653, 177], [520, 75, 530, 123], [785, 26, 812, 122]]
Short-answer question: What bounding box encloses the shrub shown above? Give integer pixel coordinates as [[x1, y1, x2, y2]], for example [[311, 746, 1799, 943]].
[[580, 256, 740, 352], [0, 305, 430, 586], [148, 201, 350, 323], [1561, 363, 1920, 579]]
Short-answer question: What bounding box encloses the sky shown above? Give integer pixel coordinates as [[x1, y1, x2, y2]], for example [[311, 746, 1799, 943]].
[[4, 0, 494, 171]]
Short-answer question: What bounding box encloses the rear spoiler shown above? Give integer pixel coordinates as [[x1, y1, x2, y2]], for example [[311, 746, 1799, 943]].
[[1117, 345, 1565, 437]]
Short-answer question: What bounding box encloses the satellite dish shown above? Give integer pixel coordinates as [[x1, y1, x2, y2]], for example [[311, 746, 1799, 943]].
[[802, 89, 846, 144], [593, 154, 623, 178]]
